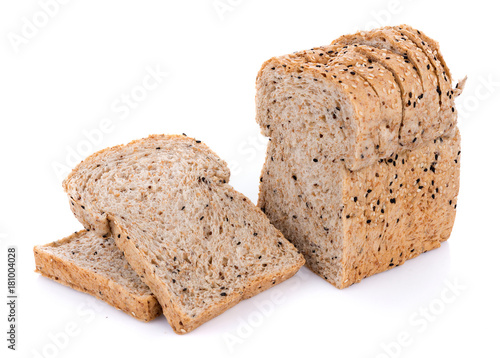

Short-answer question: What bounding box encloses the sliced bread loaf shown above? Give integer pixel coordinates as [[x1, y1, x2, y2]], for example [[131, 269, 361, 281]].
[[34, 230, 161, 321], [62, 134, 305, 334], [256, 25, 464, 288]]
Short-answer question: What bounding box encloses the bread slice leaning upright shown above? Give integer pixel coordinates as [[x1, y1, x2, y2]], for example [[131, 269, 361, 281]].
[[34, 230, 162, 322], [63, 134, 305, 334]]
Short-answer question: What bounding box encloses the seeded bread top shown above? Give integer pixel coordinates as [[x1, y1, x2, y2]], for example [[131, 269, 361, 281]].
[[256, 25, 464, 171]]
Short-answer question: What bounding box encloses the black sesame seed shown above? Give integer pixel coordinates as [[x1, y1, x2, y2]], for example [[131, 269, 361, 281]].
[[221, 292, 227, 296], [292, 175, 297, 180], [390, 198, 396, 204], [353, 196, 358, 202], [313, 158, 318, 162]]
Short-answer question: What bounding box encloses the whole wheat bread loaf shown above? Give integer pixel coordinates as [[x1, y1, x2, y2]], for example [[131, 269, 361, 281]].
[[62, 134, 305, 333], [256, 25, 464, 288], [34, 230, 161, 321]]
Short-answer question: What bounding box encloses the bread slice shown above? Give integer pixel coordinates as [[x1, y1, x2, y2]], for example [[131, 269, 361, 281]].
[[328, 46, 402, 158], [256, 25, 464, 288], [393, 25, 466, 137], [256, 47, 382, 171], [34, 230, 162, 322], [334, 28, 441, 145], [62, 134, 305, 334]]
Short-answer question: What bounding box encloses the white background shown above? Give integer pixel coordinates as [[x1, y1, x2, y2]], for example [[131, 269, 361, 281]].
[[1, 1, 499, 357]]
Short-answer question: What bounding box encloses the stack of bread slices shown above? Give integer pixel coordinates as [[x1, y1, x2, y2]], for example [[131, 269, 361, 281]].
[[34, 134, 305, 333]]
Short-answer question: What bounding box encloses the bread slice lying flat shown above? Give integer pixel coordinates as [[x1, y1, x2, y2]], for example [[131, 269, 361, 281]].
[[63, 134, 305, 334], [256, 25, 464, 288], [34, 230, 161, 321]]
